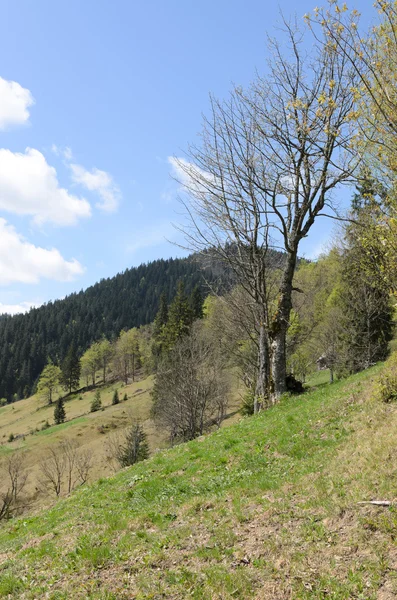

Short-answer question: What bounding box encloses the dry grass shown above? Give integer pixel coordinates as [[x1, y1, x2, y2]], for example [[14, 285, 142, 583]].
[[0, 374, 242, 512]]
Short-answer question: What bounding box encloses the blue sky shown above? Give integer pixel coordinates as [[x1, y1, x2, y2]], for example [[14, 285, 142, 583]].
[[0, 0, 372, 314]]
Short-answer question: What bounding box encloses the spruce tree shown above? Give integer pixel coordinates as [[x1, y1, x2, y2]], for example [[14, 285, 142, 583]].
[[54, 398, 66, 424], [117, 423, 149, 467], [162, 281, 192, 351], [60, 344, 81, 394], [90, 390, 102, 412], [153, 292, 169, 338], [112, 389, 120, 405], [189, 285, 204, 321]]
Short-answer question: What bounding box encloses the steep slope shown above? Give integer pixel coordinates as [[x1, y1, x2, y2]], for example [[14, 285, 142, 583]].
[[1, 365, 396, 599], [0, 255, 226, 401]]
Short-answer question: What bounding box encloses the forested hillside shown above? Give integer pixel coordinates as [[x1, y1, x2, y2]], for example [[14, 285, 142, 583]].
[[0, 256, 226, 401]]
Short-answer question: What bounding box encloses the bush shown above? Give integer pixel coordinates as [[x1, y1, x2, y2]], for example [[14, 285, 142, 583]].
[[90, 390, 102, 412], [240, 391, 255, 416], [8, 433, 14, 443], [112, 390, 119, 405], [123, 393, 128, 402], [41, 420, 50, 431], [377, 352, 397, 403]]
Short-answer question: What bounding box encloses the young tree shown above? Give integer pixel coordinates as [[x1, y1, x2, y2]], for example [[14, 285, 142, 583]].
[[96, 338, 114, 384], [0, 453, 28, 520], [37, 360, 61, 405], [90, 390, 102, 412], [54, 398, 66, 424], [39, 446, 66, 497], [116, 422, 149, 467], [112, 389, 119, 405], [113, 329, 141, 384], [75, 448, 92, 485], [60, 344, 81, 394], [80, 345, 101, 387], [60, 439, 78, 494], [152, 324, 230, 443], [174, 19, 360, 406]]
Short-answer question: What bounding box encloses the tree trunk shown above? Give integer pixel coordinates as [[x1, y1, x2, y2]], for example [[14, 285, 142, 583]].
[[254, 322, 269, 413], [268, 250, 297, 405], [270, 328, 287, 404]]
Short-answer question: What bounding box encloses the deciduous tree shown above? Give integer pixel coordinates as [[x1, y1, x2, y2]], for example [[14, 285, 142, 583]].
[[175, 18, 359, 406]]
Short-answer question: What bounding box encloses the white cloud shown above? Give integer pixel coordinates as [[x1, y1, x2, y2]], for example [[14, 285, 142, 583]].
[[70, 163, 120, 212], [0, 148, 91, 226], [0, 219, 84, 285], [0, 76, 34, 130], [0, 300, 42, 315], [168, 156, 218, 196]]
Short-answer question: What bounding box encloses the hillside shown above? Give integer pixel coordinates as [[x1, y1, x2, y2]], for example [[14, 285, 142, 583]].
[[0, 372, 241, 512], [1, 365, 396, 599], [0, 255, 228, 402]]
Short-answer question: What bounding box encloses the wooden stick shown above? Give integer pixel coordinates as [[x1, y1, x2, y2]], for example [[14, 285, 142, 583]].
[[358, 501, 393, 506]]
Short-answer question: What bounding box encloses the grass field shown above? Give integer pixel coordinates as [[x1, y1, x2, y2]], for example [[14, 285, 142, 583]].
[[0, 373, 242, 510], [1, 363, 397, 598]]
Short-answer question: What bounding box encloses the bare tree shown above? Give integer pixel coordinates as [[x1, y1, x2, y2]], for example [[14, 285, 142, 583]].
[[75, 448, 93, 485], [0, 453, 28, 519], [60, 439, 78, 494], [173, 18, 359, 406], [151, 324, 230, 443], [40, 446, 66, 497], [105, 431, 122, 473]]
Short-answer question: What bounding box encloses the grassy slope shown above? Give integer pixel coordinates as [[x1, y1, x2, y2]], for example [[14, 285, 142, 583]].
[[0, 378, 162, 505], [0, 375, 242, 510], [1, 365, 397, 599]]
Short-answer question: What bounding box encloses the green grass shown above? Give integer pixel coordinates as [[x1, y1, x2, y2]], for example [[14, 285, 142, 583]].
[[1, 363, 397, 598], [34, 415, 88, 436]]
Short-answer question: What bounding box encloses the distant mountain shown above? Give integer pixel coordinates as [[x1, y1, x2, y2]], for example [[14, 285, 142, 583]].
[[0, 255, 228, 401]]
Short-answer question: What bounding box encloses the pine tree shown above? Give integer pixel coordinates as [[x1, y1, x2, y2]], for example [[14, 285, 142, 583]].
[[60, 344, 81, 394], [54, 398, 66, 424], [189, 285, 204, 321], [112, 389, 119, 405], [123, 393, 128, 402], [117, 423, 149, 467], [90, 390, 102, 412], [162, 281, 193, 351], [153, 292, 169, 338]]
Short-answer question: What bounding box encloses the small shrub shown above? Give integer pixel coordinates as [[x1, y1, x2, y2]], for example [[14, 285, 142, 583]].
[[123, 393, 128, 402], [0, 397, 7, 407], [377, 352, 397, 403], [8, 433, 14, 442], [41, 420, 50, 431], [240, 391, 255, 416], [112, 390, 119, 405], [90, 390, 102, 412]]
